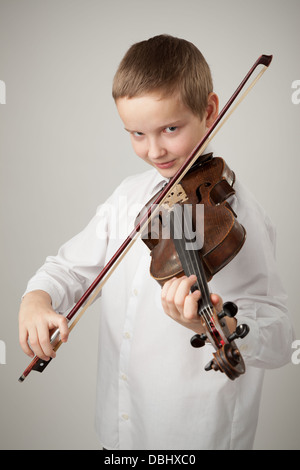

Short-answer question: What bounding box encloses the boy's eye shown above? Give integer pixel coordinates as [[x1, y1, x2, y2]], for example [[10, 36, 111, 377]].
[[164, 126, 177, 134], [132, 131, 144, 137]]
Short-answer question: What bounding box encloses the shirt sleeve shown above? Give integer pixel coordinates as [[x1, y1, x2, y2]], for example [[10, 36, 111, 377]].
[[23, 192, 115, 313], [214, 182, 295, 369], [22, 169, 160, 314]]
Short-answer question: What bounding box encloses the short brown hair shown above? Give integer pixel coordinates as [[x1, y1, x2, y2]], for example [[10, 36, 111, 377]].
[[112, 34, 213, 119]]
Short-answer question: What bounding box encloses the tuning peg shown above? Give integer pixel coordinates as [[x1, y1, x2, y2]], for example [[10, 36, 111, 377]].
[[218, 301, 238, 319], [190, 333, 207, 348], [228, 324, 250, 342], [204, 359, 220, 372]]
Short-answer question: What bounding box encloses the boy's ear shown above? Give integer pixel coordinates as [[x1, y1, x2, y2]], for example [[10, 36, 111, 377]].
[[205, 93, 219, 127]]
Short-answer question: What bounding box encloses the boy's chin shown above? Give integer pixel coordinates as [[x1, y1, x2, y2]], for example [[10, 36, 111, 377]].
[[153, 163, 180, 179], [156, 168, 176, 179]]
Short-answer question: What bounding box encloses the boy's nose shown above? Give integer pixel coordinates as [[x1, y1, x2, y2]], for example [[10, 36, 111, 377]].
[[147, 138, 167, 159]]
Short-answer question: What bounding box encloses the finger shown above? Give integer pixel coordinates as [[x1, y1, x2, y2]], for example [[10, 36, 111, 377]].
[[47, 313, 69, 347], [28, 326, 51, 361], [36, 322, 56, 359], [172, 275, 198, 314], [210, 293, 223, 313], [182, 290, 201, 320], [19, 327, 34, 358], [162, 275, 198, 318], [161, 277, 183, 314], [56, 315, 69, 343]]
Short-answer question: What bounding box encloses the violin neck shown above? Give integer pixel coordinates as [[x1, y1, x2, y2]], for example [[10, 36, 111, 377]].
[[170, 205, 212, 312]]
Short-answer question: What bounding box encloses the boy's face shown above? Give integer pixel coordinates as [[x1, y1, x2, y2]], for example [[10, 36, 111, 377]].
[[116, 91, 218, 178]]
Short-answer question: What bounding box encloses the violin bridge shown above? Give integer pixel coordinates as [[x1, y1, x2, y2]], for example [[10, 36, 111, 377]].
[[162, 184, 189, 211]]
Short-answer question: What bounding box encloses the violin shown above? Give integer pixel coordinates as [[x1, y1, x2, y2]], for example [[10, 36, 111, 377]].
[[18, 54, 272, 382], [138, 154, 249, 380], [139, 154, 245, 284]]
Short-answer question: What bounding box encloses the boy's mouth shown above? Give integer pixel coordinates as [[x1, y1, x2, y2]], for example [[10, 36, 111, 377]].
[[154, 159, 176, 170]]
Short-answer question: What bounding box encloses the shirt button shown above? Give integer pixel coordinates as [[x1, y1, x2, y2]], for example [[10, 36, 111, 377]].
[[121, 373, 127, 381], [124, 332, 131, 339], [122, 413, 129, 421], [133, 288, 138, 296]]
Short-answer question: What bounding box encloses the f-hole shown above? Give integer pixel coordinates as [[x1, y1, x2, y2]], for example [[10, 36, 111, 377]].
[[196, 182, 211, 203]]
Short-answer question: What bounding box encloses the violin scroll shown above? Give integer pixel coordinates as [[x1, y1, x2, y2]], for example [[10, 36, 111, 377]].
[[191, 301, 249, 380]]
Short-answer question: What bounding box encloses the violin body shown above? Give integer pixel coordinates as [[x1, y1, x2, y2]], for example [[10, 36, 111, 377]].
[[140, 155, 246, 285], [139, 155, 249, 380]]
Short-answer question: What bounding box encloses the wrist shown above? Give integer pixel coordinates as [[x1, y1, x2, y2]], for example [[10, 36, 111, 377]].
[[22, 290, 52, 306]]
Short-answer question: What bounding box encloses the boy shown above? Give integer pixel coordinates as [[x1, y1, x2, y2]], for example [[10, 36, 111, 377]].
[[19, 35, 293, 450]]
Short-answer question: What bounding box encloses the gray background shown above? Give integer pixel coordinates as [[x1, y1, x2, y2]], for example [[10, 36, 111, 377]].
[[0, 0, 299, 450]]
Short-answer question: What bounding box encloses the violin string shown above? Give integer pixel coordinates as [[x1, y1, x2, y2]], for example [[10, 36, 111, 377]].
[[184, 238, 214, 328], [181, 204, 212, 313], [172, 205, 214, 329], [174, 204, 226, 350]]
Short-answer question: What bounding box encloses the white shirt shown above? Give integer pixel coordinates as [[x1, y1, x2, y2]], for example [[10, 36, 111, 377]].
[[24, 156, 294, 450]]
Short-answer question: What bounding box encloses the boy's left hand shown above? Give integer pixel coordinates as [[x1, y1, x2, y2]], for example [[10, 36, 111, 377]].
[[161, 275, 236, 336]]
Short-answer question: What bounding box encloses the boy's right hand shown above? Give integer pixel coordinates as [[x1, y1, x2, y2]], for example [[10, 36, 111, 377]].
[[18, 290, 69, 361]]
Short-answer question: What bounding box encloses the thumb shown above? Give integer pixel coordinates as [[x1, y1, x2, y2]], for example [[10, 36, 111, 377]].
[[210, 293, 223, 313]]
